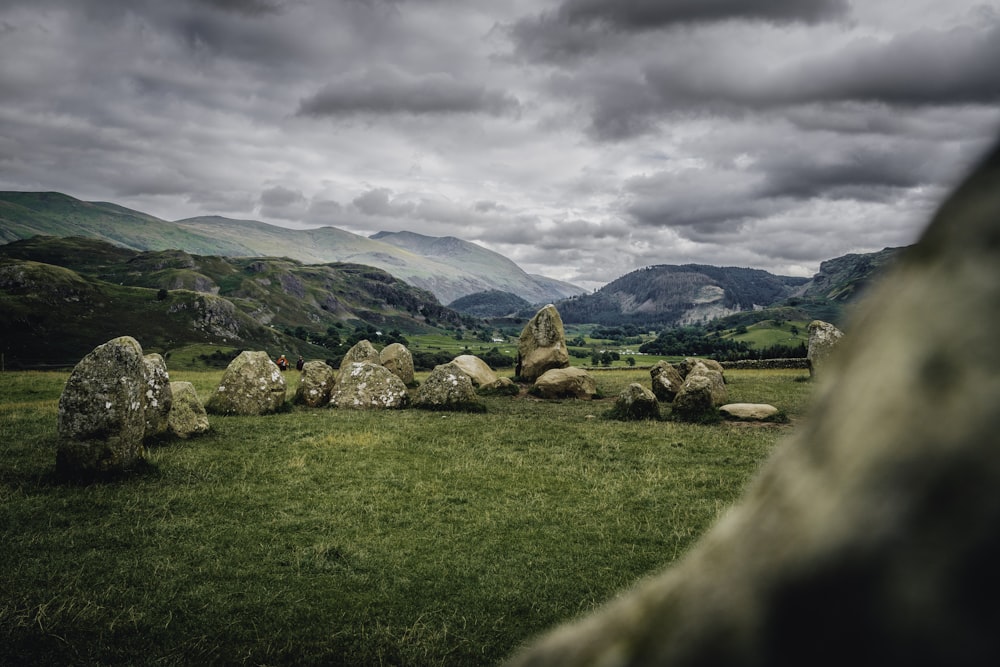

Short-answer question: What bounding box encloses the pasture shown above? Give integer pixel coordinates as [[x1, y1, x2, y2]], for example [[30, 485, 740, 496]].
[[1, 367, 812, 665]]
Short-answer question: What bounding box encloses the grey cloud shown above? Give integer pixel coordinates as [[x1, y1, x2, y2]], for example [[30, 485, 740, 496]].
[[298, 68, 521, 117], [259, 185, 308, 220], [352, 188, 416, 217]]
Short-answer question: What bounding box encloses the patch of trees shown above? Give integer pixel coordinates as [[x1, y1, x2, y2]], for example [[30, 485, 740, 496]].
[[639, 326, 807, 362]]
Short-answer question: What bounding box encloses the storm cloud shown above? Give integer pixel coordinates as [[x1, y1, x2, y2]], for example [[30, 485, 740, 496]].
[[1, 0, 998, 290]]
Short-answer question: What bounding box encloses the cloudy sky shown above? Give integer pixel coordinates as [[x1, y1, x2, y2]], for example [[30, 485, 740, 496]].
[[1, 0, 998, 289]]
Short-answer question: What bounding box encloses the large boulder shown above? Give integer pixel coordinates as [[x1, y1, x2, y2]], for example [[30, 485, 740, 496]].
[[142, 352, 173, 440], [517, 304, 570, 382], [340, 339, 380, 371], [380, 343, 415, 386], [413, 361, 485, 412], [167, 381, 210, 439], [205, 351, 287, 415], [670, 361, 728, 421], [56, 336, 147, 474], [807, 319, 844, 378], [329, 362, 408, 409], [505, 141, 1000, 666], [676, 357, 726, 381], [451, 354, 500, 387], [533, 367, 597, 399], [611, 383, 660, 421], [719, 403, 780, 421], [650, 360, 685, 402], [294, 360, 337, 407]]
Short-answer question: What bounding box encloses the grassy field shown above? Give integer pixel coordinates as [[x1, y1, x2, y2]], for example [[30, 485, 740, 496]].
[[1, 367, 812, 665]]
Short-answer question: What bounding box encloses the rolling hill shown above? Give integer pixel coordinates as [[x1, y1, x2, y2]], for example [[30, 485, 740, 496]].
[[0, 191, 582, 304]]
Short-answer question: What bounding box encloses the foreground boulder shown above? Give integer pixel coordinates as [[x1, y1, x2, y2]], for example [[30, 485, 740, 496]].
[[206, 351, 287, 415], [533, 367, 597, 399], [57, 336, 147, 473], [610, 383, 660, 421], [340, 339, 380, 371], [506, 143, 1000, 665], [167, 381, 210, 439], [413, 361, 485, 412], [329, 362, 408, 409], [142, 353, 173, 440], [650, 361, 685, 402], [380, 343, 415, 386], [294, 360, 337, 407], [517, 304, 570, 382], [807, 319, 844, 378]]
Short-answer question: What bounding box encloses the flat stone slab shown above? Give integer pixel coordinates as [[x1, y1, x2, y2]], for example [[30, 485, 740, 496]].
[[719, 403, 779, 421]]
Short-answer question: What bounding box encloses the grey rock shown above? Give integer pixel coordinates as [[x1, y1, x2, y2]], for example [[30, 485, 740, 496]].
[[294, 360, 337, 408], [533, 367, 597, 400], [205, 351, 287, 415], [650, 361, 684, 402], [329, 362, 408, 410], [380, 343, 415, 386], [451, 354, 500, 387], [413, 361, 484, 411], [612, 383, 660, 421], [340, 339, 380, 372], [142, 353, 173, 439], [719, 403, 779, 421], [807, 319, 844, 378], [167, 381, 210, 439], [517, 304, 570, 382]]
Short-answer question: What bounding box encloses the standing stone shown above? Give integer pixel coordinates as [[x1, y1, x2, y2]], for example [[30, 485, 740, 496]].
[[807, 319, 844, 378], [205, 350, 287, 415], [533, 367, 598, 399], [340, 339, 380, 371], [57, 336, 147, 474], [167, 381, 210, 439], [672, 361, 728, 420], [380, 343, 415, 386], [676, 357, 726, 381], [517, 304, 570, 382], [142, 353, 173, 440], [612, 383, 660, 421], [413, 361, 485, 411], [329, 362, 408, 409], [650, 361, 685, 402], [294, 360, 337, 407]]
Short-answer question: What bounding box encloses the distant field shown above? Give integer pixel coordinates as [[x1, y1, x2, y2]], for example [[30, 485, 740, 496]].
[[1, 367, 813, 665]]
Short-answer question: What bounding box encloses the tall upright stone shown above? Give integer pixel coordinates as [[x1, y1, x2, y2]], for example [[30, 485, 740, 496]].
[[167, 381, 210, 439], [57, 336, 148, 474], [807, 319, 844, 378], [142, 352, 173, 440], [380, 342, 415, 386], [517, 304, 570, 382]]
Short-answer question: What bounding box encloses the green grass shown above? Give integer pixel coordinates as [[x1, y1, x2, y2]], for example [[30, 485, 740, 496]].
[[0, 368, 811, 665]]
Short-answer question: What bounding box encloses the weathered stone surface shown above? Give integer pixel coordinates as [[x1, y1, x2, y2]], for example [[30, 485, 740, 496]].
[[294, 360, 337, 407], [142, 353, 173, 439], [329, 362, 408, 409], [719, 403, 779, 421], [676, 357, 726, 380], [612, 383, 660, 421], [57, 336, 147, 473], [451, 354, 499, 387], [506, 142, 1000, 667], [380, 343, 415, 386], [533, 367, 597, 399], [650, 360, 685, 402], [205, 350, 287, 415], [340, 339, 380, 371], [672, 361, 728, 419], [167, 381, 210, 439], [517, 304, 570, 382], [807, 319, 844, 378], [413, 361, 484, 411]]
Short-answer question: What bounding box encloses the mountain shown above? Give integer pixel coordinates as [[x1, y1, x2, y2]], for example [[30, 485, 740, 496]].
[[793, 247, 904, 302], [0, 236, 465, 368], [447, 290, 533, 318], [553, 264, 808, 328], [0, 191, 582, 304], [369, 230, 585, 303]]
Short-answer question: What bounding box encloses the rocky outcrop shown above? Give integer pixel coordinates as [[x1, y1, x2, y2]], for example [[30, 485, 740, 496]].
[[329, 362, 408, 410], [294, 360, 337, 408], [533, 367, 597, 400], [517, 304, 570, 382], [412, 361, 485, 412], [650, 361, 685, 402], [56, 336, 148, 474], [380, 343, 415, 386], [807, 319, 844, 378], [205, 350, 287, 415], [505, 138, 1000, 667], [167, 381, 210, 439], [142, 353, 173, 440]]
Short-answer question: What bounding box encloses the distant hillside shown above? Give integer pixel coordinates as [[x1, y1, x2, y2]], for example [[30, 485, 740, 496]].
[[0, 191, 580, 304], [554, 264, 807, 328], [370, 230, 585, 303], [0, 236, 466, 368], [447, 290, 532, 318], [793, 247, 904, 302]]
